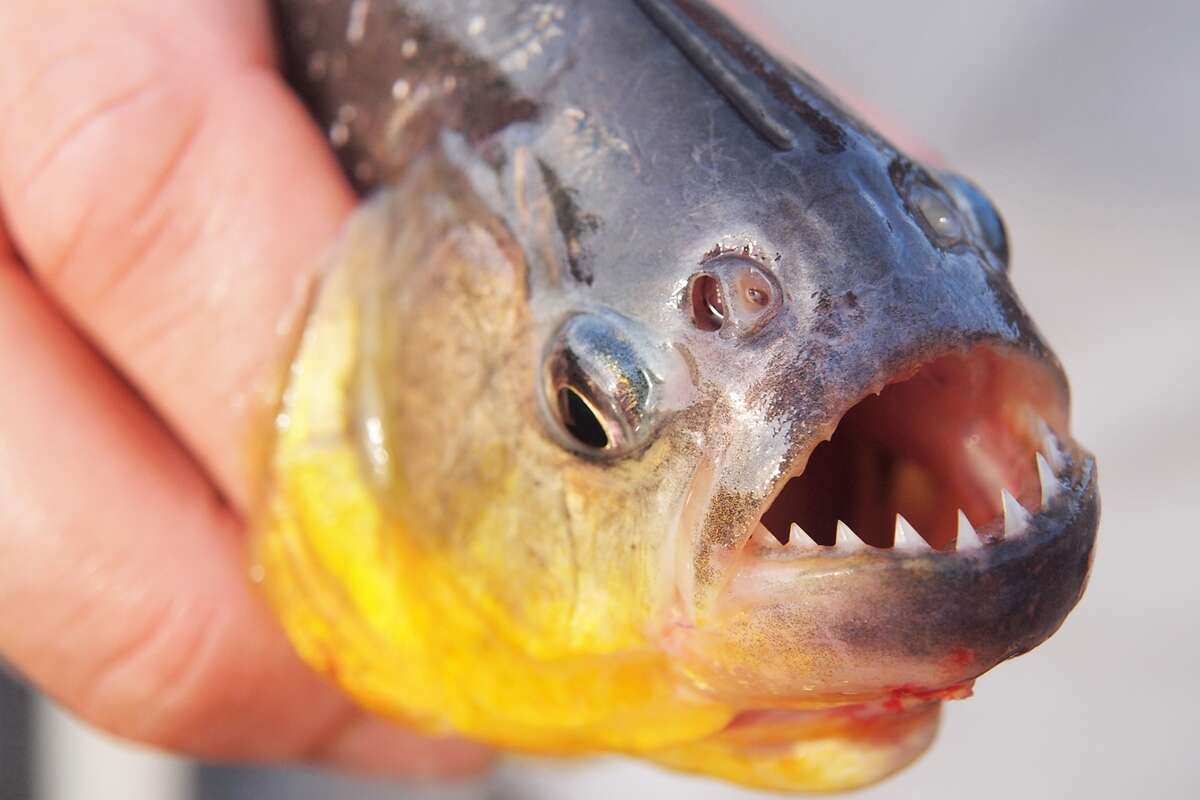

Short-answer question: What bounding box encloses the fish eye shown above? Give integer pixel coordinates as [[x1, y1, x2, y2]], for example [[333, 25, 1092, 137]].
[[890, 158, 973, 252], [942, 173, 1011, 269], [910, 182, 965, 246], [687, 255, 781, 338], [542, 313, 659, 458]]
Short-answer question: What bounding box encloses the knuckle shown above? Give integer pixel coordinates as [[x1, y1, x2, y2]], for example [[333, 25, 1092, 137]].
[[71, 595, 221, 751]]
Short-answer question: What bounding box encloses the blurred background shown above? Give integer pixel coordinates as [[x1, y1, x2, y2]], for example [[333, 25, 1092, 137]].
[[3, 0, 1196, 797]]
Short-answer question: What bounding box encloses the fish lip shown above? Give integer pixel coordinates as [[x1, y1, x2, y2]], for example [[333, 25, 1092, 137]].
[[717, 681, 971, 731]]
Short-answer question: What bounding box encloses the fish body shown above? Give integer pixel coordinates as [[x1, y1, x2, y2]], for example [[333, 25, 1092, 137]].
[[260, 0, 1099, 792]]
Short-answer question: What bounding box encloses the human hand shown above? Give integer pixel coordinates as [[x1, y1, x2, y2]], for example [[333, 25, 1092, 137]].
[[0, 0, 490, 779]]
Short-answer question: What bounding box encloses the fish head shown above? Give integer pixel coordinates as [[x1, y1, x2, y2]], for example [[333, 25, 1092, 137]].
[[629, 156, 1097, 702], [488, 120, 1098, 708], [260, 136, 1096, 789], [261, 0, 1099, 791]]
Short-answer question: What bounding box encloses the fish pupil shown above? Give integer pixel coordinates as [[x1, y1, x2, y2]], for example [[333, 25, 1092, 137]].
[[558, 387, 609, 450]]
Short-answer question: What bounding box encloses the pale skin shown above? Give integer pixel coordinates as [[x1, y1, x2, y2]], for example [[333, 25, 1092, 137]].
[[0, 0, 489, 779]]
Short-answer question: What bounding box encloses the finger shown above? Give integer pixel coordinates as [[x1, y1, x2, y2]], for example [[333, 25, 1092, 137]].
[[0, 0, 356, 509], [0, 251, 488, 777]]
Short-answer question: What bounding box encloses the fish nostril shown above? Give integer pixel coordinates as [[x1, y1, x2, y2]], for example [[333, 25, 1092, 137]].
[[690, 274, 726, 331], [735, 270, 774, 311], [687, 256, 782, 338]]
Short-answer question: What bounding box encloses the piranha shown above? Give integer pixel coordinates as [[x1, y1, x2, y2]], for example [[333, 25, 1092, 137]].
[[258, 0, 1099, 792]]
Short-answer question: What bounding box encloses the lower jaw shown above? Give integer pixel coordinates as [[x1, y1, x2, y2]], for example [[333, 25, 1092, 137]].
[[674, 448, 1098, 702]]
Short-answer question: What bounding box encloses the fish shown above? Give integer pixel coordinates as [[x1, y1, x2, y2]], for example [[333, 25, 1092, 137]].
[[257, 0, 1100, 792]]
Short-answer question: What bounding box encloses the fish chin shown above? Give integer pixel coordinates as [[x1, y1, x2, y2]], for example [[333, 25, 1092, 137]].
[[648, 700, 945, 793]]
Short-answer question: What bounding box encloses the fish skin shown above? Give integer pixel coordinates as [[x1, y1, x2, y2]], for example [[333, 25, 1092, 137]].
[[259, 1, 1099, 792]]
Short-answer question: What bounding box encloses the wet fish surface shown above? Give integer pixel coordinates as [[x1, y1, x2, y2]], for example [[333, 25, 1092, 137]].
[[260, 0, 1099, 792]]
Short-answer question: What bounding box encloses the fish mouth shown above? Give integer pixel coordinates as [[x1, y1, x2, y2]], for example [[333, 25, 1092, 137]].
[[690, 345, 1098, 702], [751, 346, 1077, 556]]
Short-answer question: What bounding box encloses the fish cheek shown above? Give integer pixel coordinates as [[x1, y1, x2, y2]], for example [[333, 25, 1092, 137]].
[[361, 156, 701, 655], [261, 156, 718, 740], [555, 432, 702, 650], [355, 177, 588, 652]]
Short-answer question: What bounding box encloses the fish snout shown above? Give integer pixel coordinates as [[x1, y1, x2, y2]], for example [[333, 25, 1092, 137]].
[[675, 342, 1097, 702]]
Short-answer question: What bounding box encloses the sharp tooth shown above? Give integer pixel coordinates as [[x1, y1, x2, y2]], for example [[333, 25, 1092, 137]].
[[834, 520, 867, 552], [956, 510, 983, 550], [892, 514, 930, 551], [787, 522, 818, 551], [1036, 452, 1060, 507], [1036, 417, 1065, 472], [751, 522, 783, 548], [1002, 488, 1032, 538]]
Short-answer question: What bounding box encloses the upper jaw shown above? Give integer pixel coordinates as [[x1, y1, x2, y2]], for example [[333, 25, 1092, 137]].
[[744, 415, 1081, 560], [743, 346, 1076, 555]]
